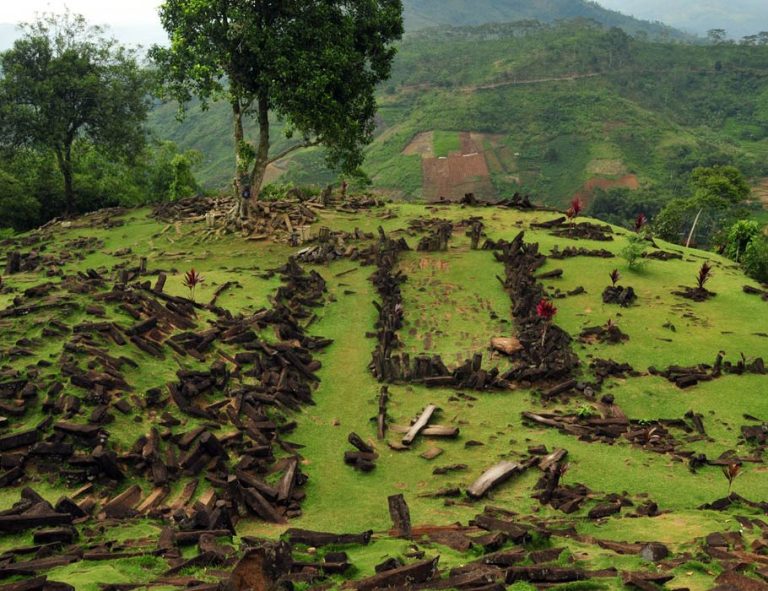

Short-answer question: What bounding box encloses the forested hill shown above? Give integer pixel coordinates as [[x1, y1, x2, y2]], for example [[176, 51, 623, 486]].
[[149, 20, 768, 217], [403, 0, 688, 38]]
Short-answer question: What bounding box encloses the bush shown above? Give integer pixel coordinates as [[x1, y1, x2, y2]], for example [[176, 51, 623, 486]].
[[260, 182, 298, 202], [743, 236, 768, 283], [0, 139, 202, 232], [723, 219, 761, 262], [0, 169, 42, 231], [620, 234, 647, 269], [145, 141, 202, 201]]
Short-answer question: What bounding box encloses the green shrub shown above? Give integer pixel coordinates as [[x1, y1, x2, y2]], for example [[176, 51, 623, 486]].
[[620, 234, 648, 269], [743, 236, 768, 283], [0, 169, 41, 231], [723, 219, 761, 262]]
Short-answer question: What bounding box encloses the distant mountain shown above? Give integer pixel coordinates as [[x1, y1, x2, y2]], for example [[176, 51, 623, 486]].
[[0, 1, 689, 52], [403, 0, 689, 38], [596, 0, 768, 39]]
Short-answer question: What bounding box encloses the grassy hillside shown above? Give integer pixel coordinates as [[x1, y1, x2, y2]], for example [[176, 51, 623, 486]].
[[370, 22, 768, 205], [402, 0, 688, 38], [149, 22, 768, 212], [1, 198, 767, 589]]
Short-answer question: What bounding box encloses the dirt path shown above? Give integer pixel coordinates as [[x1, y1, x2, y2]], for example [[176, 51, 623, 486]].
[[399, 65, 768, 96], [466, 72, 602, 92]]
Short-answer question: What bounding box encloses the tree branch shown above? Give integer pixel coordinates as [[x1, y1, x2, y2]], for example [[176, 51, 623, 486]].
[[267, 139, 320, 165]]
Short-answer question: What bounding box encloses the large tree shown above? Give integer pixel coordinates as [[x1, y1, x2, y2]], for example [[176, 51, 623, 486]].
[[0, 12, 150, 214], [151, 0, 403, 217]]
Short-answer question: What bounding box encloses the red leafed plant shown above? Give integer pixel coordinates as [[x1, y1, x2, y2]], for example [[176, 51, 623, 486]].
[[696, 262, 713, 290], [722, 462, 741, 494], [183, 268, 205, 301], [536, 298, 558, 321], [536, 298, 558, 348], [609, 269, 621, 287], [567, 197, 583, 222], [635, 213, 647, 232]]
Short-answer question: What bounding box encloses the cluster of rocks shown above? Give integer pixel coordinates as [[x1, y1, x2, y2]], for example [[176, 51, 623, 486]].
[[579, 322, 630, 344], [294, 226, 374, 264], [550, 245, 615, 259], [367, 228, 512, 390], [602, 284, 637, 306], [650, 351, 766, 388], [494, 232, 579, 383], [522, 399, 709, 460], [0, 252, 341, 586]]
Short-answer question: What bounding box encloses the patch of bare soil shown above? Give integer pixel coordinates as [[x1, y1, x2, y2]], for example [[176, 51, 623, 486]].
[[402, 131, 435, 157], [422, 132, 496, 202], [571, 174, 640, 209]]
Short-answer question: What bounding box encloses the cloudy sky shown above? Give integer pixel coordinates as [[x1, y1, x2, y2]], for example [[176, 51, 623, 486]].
[[597, 0, 768, 38], [0, 0, 168, 46], [1, 1, 766, 43], [2, 0, 162, 26]]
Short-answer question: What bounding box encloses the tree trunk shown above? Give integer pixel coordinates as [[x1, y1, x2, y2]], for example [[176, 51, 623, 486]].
[[248, 93, 271, 209], [55, 144, 75, 215], [232, 100, 251, 220], [232, 93, 270, 219]]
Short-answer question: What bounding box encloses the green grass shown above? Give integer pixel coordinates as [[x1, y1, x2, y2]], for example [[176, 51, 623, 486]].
[[432, 131, 462, 157]]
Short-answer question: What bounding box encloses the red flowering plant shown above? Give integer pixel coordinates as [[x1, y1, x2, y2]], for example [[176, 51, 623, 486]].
[[722, 462, 741, 495], [635, 212, 648, 233], [566, 197, 583, 227], [696, 262, 713, 290], [536, 298, 557, 321], [183, 268, 205, 301], [536, 298, 558, 347]]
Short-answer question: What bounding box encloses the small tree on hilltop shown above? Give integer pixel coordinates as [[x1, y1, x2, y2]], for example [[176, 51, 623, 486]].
[[0, 12, 150, 214], [151, 0, 404, 219], [620, 234, 647, 270]]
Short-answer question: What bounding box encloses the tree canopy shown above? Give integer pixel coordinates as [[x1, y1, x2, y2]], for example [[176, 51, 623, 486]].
[[654, 165, 751, 247], [0, 12, 150, 214], [151, 0, 404, 216]]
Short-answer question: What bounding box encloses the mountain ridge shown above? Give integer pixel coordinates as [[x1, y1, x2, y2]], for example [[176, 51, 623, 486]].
[[403, 0, 689, 38], [0, 0, 690, 51]]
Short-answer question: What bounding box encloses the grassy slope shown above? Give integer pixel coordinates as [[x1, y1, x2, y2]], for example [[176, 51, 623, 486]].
[[1, 202, 767, 589]]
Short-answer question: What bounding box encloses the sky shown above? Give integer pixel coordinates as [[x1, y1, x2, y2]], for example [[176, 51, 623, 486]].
[[2, 0, 163, 26], [596, 0, 768, 38], [0, 1, 168, 47], [1, 0, 766, 44]]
